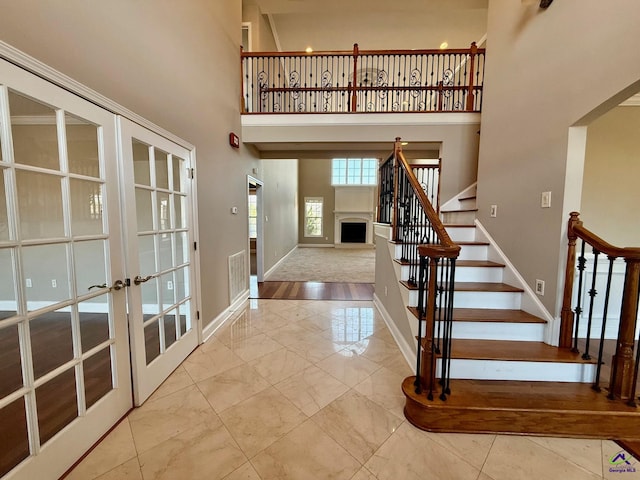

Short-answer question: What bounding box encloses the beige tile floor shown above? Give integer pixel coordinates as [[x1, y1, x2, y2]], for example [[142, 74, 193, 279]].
[[67, 299, 640, 480]]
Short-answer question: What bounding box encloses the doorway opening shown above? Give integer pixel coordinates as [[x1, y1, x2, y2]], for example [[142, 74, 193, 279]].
[[248, 176, 264, 298]]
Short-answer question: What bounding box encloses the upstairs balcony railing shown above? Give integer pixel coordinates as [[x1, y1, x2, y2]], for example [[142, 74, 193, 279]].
[[241, 43, 485, 114]]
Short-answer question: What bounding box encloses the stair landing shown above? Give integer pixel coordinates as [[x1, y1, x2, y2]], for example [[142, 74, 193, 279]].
[[403, 377, 640, 439]]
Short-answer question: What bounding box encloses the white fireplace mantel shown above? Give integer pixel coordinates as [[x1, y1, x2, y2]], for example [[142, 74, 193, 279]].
[[334, 210, 375, 246]]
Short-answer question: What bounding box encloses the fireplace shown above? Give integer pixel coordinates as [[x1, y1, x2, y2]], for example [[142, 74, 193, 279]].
[[334, 212, 374, 246], [341, 222, 366, 243]]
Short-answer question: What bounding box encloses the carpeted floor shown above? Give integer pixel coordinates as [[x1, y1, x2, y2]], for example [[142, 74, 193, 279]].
[[265, 247, 375, 283]]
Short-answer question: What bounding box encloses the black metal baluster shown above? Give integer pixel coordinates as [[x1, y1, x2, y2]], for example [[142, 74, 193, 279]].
[[435, 254, 445, 355], [439, 258, 450, 400], [583, 249, 600, 360], [444, 258, 456, 396], [573, 240, 587, 352], [593, 257, 615, 391], [626, 279, 640, 406]]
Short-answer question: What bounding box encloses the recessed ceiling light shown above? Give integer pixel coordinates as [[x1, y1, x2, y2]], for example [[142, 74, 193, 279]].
[[440, 42, 448, 49], [401, 142, 409, 146], [305, 46, 313, 53]]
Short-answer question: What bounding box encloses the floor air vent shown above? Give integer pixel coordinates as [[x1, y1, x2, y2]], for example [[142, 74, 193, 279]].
[[228, 250, 247, 303]]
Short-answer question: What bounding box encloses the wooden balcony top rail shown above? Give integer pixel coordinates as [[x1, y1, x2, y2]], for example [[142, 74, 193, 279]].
[[569, 212, 640, 260], [241, 44, 486, 59], [260, 85, 482, 93], [395, 138, 459, 255]]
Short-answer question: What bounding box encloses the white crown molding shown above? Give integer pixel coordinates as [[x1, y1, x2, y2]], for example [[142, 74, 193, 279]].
[[0, 40, 194, 149]]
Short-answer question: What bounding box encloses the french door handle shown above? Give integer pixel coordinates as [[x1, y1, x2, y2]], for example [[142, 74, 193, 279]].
[[88, 280, 125, 291], [134, 274, 154, 286]]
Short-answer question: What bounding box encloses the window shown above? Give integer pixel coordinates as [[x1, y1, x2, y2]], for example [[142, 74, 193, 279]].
[[248, 193, 257, 238], [304, 197, 323, 237], [332, 158, 378, 185]]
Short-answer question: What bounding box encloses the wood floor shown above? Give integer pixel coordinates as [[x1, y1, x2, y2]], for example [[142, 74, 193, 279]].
[[252, 280, 374, 301]]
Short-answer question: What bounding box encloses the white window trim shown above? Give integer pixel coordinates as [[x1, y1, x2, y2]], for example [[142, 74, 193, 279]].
[[304, 197, 323, 237]]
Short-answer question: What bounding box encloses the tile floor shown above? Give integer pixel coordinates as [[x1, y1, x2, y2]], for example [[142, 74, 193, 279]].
[[67, 299, 640, 480]]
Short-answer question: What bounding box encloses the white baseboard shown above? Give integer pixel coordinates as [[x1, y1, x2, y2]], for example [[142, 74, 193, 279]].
[[202, 291, 249, 343], [264, 246, 298, 280], [373, 293, 416, 374]]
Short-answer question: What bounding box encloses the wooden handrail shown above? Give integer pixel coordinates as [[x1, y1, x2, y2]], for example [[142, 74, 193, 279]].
[[394, 138, 458, 253], [241, 45, 487, 59], [572, 224, 640, 260]]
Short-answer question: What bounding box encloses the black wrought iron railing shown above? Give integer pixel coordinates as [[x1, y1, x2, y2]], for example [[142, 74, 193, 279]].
[[378, 139, 459, 401], [241, 43, 485, 114], [560, 212, 640, 406]]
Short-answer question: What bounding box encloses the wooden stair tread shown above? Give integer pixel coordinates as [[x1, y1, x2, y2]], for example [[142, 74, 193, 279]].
[[408, 306, 546, 324], [456, 241, 489, 246], [404, 378, 635, 413], [456, 260, 504, 268], [402, 377, 640, 439], [454, 282, 524, 293], [400, 280, 419, 290], [452, 308, 546, 323], [445, 339, 596, 363], [395, 259, 502, 268], [441, 208, 478, 213]]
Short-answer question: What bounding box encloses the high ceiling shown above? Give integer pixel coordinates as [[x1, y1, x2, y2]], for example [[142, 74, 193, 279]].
[[246, 0, 488, 52]]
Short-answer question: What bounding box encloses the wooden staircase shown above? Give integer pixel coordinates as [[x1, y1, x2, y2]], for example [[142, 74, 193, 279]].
[[393, 200, 640, 441]]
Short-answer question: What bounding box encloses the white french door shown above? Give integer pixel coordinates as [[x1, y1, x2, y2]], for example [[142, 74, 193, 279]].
[[0, 60, 131, 479], [118, 117, 198, 405]]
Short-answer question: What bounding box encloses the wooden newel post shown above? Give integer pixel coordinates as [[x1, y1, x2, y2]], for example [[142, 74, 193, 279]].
[[351, 43, 359, 112], [465, 42, 478, 111], [391, 137, 402, 241], [559, 212, 580, 348], [609, 258, 640, 400], [420, 256, 439, 397]]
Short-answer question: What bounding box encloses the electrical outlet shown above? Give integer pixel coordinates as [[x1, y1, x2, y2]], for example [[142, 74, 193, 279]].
[[384, 286, 388, 297], [490, 204, 497, 218], [541, 191, 551, 208], [26, 278, 32, 288], [535, 279, 545, 296], [51, 279, 57, 288], [167, 280, 173, 290]]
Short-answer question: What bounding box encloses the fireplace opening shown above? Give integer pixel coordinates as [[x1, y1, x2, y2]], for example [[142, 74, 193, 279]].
[[341, 222, 366, 243]]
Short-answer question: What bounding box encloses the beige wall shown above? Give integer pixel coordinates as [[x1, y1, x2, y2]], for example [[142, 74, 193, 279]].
[[0, 0, 263, 326], [242, 2, 278, 51], [262, 160, 298, 271], [581, 106, 640, 246], [476, 0, 640, 316], [298, 159, 335, 245]]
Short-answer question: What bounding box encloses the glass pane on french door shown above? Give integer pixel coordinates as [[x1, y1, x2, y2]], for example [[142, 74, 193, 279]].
[[0, 61, 131, 480], [119, 117, 198, 405]]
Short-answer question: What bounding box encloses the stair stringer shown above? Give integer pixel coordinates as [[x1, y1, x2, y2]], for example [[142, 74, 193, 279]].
[[373, 226, 418, 370], [473, 220, 558, 345]]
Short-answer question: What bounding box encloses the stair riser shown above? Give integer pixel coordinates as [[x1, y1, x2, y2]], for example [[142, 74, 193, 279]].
[[407, 290, 522, 310], [442, 211, 476, 224], [445, 227, 477, 243], [450, 322, 545, 342], [453, 291, 522, 310], [399, 265, 503, 283], [458, 245, 488, 261], [458, 198, 477, 210], [438, 359, 596, 382]]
